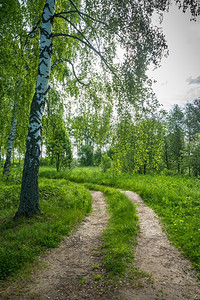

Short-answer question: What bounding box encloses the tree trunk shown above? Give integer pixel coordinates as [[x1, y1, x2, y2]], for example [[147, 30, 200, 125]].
[[144, 163, 146, 175], [15, 0, 55, 218], [3, 103, 17, 175]]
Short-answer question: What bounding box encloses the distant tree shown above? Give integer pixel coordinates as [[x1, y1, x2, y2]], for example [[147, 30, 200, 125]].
[[190, 137, 200, 177], [113, 109, 165, 174], [47, 126, 72, 171], [93, 148, 102, 166], [183, 99, 200, 175], [43, 89, 72, 171], [166, 105, 185, 174], [100, 154, 112, 172], [78, 145, 93, 167]]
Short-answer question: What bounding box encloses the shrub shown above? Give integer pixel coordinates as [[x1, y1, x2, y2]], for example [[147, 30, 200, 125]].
[[100, 154, 112, 172]]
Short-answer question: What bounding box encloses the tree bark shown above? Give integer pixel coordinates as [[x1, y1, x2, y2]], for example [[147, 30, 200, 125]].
[[15, 0, 56, 218]]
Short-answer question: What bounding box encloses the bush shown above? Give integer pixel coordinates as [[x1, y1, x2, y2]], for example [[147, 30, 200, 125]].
[[100, 154, 112, 172]]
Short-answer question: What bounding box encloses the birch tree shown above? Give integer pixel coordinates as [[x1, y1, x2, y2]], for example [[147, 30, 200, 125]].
[[15, 0, 56, 217], [14, 0, 200, 217]]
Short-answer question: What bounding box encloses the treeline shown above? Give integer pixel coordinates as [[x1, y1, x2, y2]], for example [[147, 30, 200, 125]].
[[1, 77, 199, 177], [70, 99, 200, 177]]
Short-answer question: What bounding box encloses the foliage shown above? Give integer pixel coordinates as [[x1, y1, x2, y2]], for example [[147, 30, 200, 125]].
[[93, 148, 102, 166], [0, 178, 92, 279], [0, 0, 38, 173], [164, 105, 184, 173], [112, 111, 165, 174], [47, 126, 72, 171], [78, 144, 93, 166], [100, 154, 112, 172], [43, 91, 72, 171]]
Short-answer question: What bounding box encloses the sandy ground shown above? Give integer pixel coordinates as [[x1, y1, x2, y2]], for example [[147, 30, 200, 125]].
[[0, 190, 200, 300], [0, 191, 112, 299]]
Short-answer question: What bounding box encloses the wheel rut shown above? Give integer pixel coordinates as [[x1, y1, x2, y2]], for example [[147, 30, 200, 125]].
[[2, 191, 111, 300], [1, 190, 200, 300], [119, 191, 200, 300]]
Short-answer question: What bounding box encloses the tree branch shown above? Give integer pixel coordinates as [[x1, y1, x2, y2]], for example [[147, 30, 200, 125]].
[[54, 8, 127, 57], [52, 33, 119, 80], [28, 20, 41, 38], [51, 58, 89, 86], [23, 20, 41, 50], [54, 9, 108, 27]]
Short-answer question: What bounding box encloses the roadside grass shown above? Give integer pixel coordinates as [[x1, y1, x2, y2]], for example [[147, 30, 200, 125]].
[[40, 168, 141, 277], [84, 183, 139, 276], [40, 168, 140, 277], [1, 165, 199, 282], [0, 177, 92, 280], [119, 174, 200, 276], [39, 167, 200, 275]]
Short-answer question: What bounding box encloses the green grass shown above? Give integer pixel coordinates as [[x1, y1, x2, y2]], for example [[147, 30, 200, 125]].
[[1, 165, 199, 281], [119, 174, 200, 274], [0, 166, 139, 283], [84, 183, 139, 275], [0, 177, 92, 280], [40, 168, 140, 276], [40, 167, 200, 275]]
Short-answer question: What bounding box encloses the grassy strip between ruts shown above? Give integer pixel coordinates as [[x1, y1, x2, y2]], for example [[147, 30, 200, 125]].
[[39, 166, 200, 277], [0, 178, 92, 280], [84, 183, 139, 276]]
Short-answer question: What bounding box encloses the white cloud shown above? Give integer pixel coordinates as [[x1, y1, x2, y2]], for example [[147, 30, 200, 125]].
[[187, 76, 200, 85]]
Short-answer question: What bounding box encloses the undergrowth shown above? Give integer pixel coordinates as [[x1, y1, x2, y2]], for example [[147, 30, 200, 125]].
[[0, 177, 92, 280]]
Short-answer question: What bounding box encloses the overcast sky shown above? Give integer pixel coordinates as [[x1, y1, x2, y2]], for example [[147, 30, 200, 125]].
[[147, 4, 200, 111]]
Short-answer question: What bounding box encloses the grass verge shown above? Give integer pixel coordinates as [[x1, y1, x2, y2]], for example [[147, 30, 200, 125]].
[[83, 183, 139, 276], [0, 178, 92, 280]]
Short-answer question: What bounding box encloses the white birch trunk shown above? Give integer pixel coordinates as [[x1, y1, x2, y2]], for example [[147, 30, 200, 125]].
[[15, 0, 56, 217]]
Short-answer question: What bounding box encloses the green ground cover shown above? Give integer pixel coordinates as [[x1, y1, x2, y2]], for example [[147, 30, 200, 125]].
[[40, 166, 200, 275], [0, 176, 92, 280], [39, 168, 140, 276], [84, 183, 139, 275], [1, 165, 199, 281]]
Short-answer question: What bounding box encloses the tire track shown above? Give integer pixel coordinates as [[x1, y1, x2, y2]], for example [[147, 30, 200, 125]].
[[119, 191, 200, 300], [2, 191, 111, 300]]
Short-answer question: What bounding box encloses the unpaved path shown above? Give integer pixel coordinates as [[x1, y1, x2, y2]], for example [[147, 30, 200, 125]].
[[1, 190, 200, 300], [1, 191, 113, 300], [119, 191, 200, 300]]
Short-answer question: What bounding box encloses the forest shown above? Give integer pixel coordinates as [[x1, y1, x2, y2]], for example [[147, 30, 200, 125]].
[[0, 0, 200, 298]]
